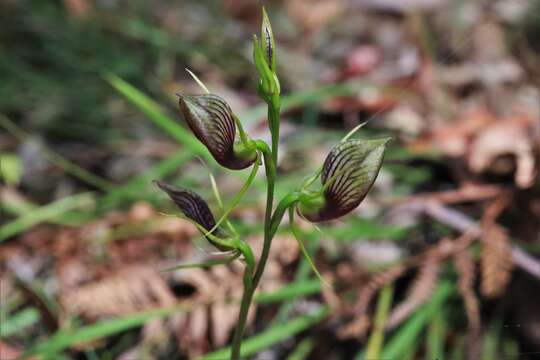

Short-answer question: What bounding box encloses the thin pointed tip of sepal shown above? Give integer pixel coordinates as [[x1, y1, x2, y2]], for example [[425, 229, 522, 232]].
[[341, 122, 367, 142], [377, 137, 393, 146], [185, 68, 210, 94], [153, 179, 167, 190]]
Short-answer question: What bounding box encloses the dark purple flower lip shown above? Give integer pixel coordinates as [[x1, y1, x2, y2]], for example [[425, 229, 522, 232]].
[[154, 180, 230, 251], [298, 138, 389, 222], [178, 94, 256, 170]]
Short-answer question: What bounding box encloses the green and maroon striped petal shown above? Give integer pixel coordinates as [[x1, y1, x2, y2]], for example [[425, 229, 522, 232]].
[[179, 94, 256, 170], [299, 138, 389, 222], [155, 181, 229, 250]]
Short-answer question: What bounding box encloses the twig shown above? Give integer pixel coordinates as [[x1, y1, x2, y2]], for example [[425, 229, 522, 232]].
[[411, 200, 540, 281]]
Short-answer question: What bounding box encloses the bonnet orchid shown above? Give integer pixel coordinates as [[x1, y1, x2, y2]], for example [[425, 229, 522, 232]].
[[297, 138, 389, 222], [154, 9, 389, 359]]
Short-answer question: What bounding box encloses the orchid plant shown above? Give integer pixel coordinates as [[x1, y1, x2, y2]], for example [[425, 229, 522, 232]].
[[155, 8, 388, 359]]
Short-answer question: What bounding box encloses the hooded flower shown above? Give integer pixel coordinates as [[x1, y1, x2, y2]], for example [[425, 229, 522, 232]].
[[298, 138, 389, 222], [179, 94, 257, 170], [155, 181, 230, 251]]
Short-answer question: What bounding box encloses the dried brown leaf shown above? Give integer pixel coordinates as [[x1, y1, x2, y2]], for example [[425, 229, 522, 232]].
[[454, 248, 481, 360], [480, 225, 513, 297], [339, 264, 406, 338], [386, 255, 441, 329], [286, 0, 346, 32], [469, 119, 536, 188], [61, 266, 176, 319]]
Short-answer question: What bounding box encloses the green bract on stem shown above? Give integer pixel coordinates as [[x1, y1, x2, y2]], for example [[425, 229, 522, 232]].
[[154, 8, 388, 360]]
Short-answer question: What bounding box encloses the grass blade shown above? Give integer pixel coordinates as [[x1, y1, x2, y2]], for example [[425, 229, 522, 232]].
[[427, 309, 447, 360], [104, 73, 208, 159], [97, 150, 191, 210], [0, 193, 94, 242], [25, 306, 189, 357], [365, 285, 394, 359], [380, 281, 454, 359], [255, 279, 321, 304], [287, 338, 315, 360], [198, 306, 329, 360], [0, 308, 40, 338], [0, 114, 112, 191]]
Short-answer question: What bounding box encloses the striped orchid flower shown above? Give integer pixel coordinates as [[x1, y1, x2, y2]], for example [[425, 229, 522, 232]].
[[178, 93, 257, 170], [297, 138, 389, 222]]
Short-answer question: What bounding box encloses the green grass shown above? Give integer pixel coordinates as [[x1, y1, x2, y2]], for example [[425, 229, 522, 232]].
[[22, 279, 328, 358], [380, 281, 454, 359], [0, 192, 95, 242], [365, 285, 394, 359], [255, 279, 321, 304], [0, 308, 40, 338], [199, 306, 329, 360], [24, 306, 188, 358], [104, 74, 209, 160]]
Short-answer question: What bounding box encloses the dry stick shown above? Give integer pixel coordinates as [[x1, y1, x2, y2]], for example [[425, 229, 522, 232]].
[[394, 183, 505, 206], [418, 201, 540, 281]]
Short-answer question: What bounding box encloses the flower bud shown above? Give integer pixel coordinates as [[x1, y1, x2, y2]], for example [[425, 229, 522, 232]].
[[155, 181, 230, 251], [261, 7, 276, 72], [178, 94, 257, 170], [298, 138, 389, 222], [252, 8, 280, 101]]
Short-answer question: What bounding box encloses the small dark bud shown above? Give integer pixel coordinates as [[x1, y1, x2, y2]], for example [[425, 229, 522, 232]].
[[154, 181, 229, 251]]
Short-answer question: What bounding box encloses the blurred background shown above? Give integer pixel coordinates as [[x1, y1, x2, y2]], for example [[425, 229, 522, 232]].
[[1, 0, 539, 358]]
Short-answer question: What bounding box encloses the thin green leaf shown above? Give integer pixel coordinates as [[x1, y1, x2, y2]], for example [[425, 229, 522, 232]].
[[289, 208, 329, 286], [98, 150, 191, 210], [287, 338, 315, 360], [255, 279, 321, 304], [198, 306, 329, 360], [104, 73, 209, 159], [273, 232, 321, 325], [161, 252, 240, 272], [450, 335, 466, 360], [482, 318, 502, 360], [365, 285, 394, 359], [0, 115, 112, 191], [25, 306, 189, 357], [203, 155, 261, 238], [206, 168, 238, 235], [380, 281, 454, 359], [0, 193, 94, 242], [0, 152, 21, 186], [0, 308, 40, 338], [427, 310, 447, 360]]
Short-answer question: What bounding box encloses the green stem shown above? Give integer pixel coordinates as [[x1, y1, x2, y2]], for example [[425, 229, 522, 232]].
[[230, 192, 298, 359], [231, 262, 254, 360], [252, 142, 277, 288], [254, 192, 300, 289], [231, 141, 274, 360], [231, 92, 281, 360], [268, 97, 280, 166]]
